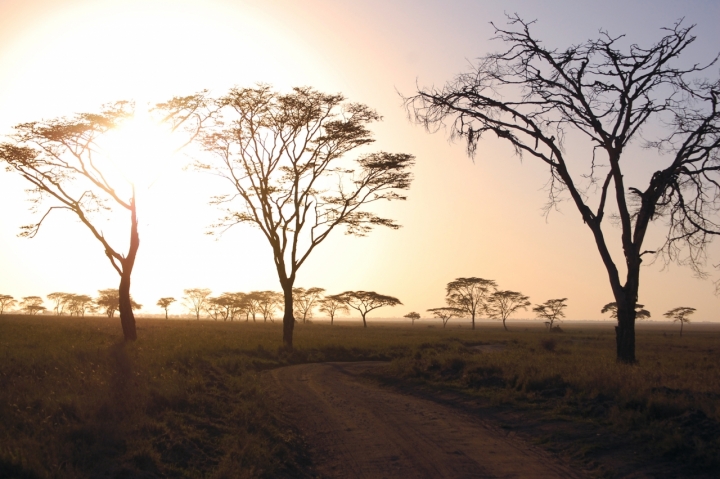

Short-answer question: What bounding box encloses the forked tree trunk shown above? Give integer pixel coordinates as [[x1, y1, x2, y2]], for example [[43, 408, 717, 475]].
[[282, 286, 295, 350], [118, 198, 139, 341], [361, 313, 367, 328]]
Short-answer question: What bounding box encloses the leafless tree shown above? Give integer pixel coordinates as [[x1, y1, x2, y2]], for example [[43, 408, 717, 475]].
[[406, 16, 720, 363], [0, 295, 16, 314], [318, 294, 349, 325], [336, 290, 402, 328], [601, 302, 651, 320], [427, 307, 464, 328], [533, 298, 568, 331], [183, 288, 211, 320], [487, 290, 531, 331], [157, 297, 176, 319], [293, 287, 325, 324], [404, 311, 421, 325], [445, 277, 497, 330], [664, 306, 695, 336], [170, 85, 414, 349], [20, 296, 46, 315]]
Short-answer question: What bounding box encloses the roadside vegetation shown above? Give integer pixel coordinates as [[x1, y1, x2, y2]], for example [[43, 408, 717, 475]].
[[1, 315, 718, 478]]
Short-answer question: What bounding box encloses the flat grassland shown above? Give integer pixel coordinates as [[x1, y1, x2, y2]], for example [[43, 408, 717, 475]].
[[0, 315, 717, 478]]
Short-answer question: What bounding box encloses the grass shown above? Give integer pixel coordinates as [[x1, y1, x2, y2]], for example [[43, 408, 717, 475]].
[[0, 315, 718, 478]]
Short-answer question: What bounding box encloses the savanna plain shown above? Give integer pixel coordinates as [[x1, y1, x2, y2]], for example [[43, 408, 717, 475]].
[[0, 316, 718, 478]]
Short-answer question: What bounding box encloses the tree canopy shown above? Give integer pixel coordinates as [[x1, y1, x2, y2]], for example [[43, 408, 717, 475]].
[[336, 290, 402, 328]]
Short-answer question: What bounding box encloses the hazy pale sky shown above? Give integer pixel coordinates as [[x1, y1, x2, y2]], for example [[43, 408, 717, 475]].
[[1, 0, 719, 320]]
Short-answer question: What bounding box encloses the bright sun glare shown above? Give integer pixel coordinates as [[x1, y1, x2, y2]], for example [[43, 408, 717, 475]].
[[101, 107, 180, 192]]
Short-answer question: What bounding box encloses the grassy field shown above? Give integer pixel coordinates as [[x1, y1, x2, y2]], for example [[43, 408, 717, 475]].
[[0, 315, 718, 478]]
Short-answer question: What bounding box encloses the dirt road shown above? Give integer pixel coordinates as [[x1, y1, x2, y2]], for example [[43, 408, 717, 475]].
[[267, 362, 586, 478]]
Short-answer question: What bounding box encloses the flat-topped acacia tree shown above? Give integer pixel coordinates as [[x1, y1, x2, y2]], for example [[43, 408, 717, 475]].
[[170, 85, 414, 349], [407, 17, 720, 363], [337, 291, 402, 328], [0, 104, 140, 338]]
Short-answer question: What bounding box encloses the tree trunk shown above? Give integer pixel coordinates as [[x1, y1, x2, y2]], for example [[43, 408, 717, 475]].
[[471, 312, 475, 330], [680, 321, 684, 337], [502, 318, 508, 331], [615, 300, 636, 363], [361, 312, 367, 328], [118, 196, 139, 341], [282, 286, 295, 350]]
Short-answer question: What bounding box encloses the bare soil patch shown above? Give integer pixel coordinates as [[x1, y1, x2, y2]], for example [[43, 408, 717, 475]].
[[266, 362, 586, 478]]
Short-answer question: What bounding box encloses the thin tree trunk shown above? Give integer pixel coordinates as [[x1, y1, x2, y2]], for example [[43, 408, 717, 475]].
[[282, 286, 295, 350], [362, 312, 367, 328], [118, 198, 139, 341], [502, 318, 508, 331], [680, 321, 684, 337], [471, 312, 475, 330]]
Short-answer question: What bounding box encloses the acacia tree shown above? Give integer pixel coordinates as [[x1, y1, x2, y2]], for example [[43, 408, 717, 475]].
[[445, 277, 497, 330], [180, 85, 414, 349], [0, 295, 17, 314], [318, 294, 349, 325], [258, 291, 283, 323], [533, 298, 568, 331], [664, 306, 695, 336], [601, 302, 651, 320], [487, 290, 531, 331], [292, 287, 325, 324], [0, 103, 142, 338], [407, 17, 720, 363], [47, 292, 73, 315], [404, 311, 421, 325], [20, 296, 46, 315], [157, 297, 176, 319], [183, 288, 211, 320], [66, 294, 93, 317], [96, 289, 141, 318], [427, 307, 463, 328], [336, 290, 402, 328]]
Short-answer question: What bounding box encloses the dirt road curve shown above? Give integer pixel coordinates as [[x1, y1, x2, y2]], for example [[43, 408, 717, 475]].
[[267, 362, 586, 479]]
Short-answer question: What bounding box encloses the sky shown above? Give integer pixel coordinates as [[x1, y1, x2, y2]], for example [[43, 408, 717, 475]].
[[1, 0, 720, 321]]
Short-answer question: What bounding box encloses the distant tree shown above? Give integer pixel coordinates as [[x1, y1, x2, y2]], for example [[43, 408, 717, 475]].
[[20, 296, 46, 315], [97, 289, 141, 318], [258, 291, 283, 323], [664, 307, 695, 336], [0, 295, 17, 315], [445, 277, 497, 330], [406, 18, 720, 363], [173, 85, 414, 349], [601, 302, 651, 321], [404, 311, 421, 325], [157, 297, 176, 320], [533, 298, 568, 331], [183, 288, 211, 320], [318, 294, 349, 325], [47, 292, 73, 315], [204, 293, 247, 321], [245, 291, 264, 322], [293, 287, 325, 324], [427, 307, 463, 328], [66, 294, 93, 317], [487, 290, 531, 331], [336, 291, 402, 328]]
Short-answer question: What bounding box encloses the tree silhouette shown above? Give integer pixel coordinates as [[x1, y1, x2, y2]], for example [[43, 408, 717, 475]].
[[445, 278, 497, 330], [487, 290, 531, 331], [172, 85, 414, 349], [404, 311, 421, 325], [96, 289, 141, 318], [183, 288, 211, 320], [66, 294, 94, 317], [292, 287, 325, 324], [47, 292, 73, 315], [258, 291, 283, 323], [427, 307, 463, 328], [533, 298, 568, 331], [0, 295, 16, 314], [336, 291, 402, 328], [318, 294, 349, 325], [664, 306, 695, 336], [157, 297, 176, 319], [601, 302, 651, 321], [20, 296, 46, 315], [406, 17, 720, 363]]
